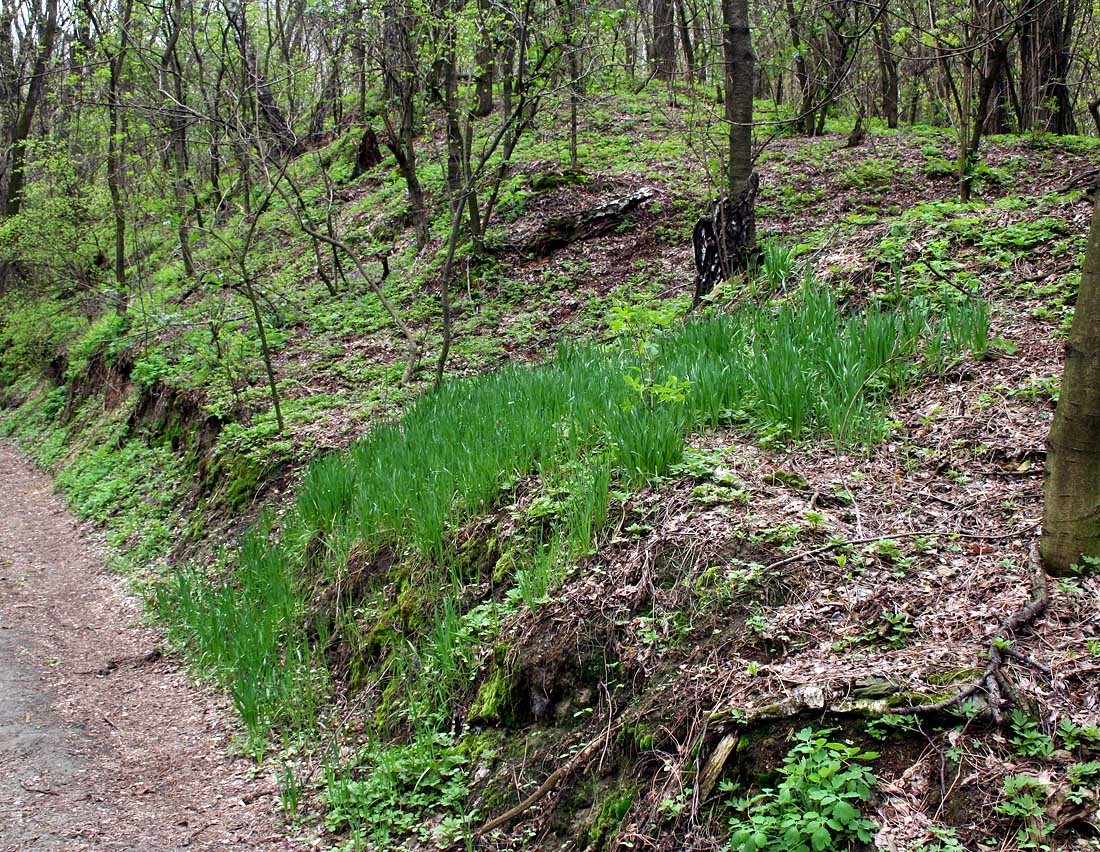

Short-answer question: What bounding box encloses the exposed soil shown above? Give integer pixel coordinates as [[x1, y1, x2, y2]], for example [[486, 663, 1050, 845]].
[[0, 442, 295, 852]]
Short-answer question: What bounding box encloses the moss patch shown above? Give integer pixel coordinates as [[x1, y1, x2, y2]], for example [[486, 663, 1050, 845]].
[[587, 786, 637, 850], [469, 649, 515, 725]]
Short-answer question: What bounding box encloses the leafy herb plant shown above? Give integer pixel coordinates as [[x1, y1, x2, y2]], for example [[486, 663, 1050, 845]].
[[724, 727, 879, 852]]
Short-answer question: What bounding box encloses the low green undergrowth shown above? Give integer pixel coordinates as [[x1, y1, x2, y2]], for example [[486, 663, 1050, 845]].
[[723, 727, 879, 852], [0, 392, 187, 573], [324, 731, 474, 850]]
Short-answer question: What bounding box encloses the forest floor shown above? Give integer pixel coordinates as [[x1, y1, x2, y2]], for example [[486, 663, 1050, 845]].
[[4, 113, 1100, 850], [0, 441, 298, 852]]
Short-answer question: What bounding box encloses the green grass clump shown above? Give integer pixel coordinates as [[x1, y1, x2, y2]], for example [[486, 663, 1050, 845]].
[[154, 517, 324, 750], [296, 285, 986, 565]]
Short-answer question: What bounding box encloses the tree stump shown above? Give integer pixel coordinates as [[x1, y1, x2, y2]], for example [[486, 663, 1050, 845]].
[[692, 172, 759, 306], [351, 127, 383, 179]]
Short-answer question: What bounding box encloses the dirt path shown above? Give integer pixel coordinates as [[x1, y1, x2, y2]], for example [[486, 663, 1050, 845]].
[[0, 442, 298, 851]]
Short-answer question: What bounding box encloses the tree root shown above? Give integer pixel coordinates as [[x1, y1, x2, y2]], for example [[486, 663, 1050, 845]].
[[474, 718, 624, 839], [895, 540, 1050, 726]]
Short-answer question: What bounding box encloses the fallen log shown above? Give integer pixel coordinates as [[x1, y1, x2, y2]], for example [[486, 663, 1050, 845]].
[[521, 188, 654, 257]]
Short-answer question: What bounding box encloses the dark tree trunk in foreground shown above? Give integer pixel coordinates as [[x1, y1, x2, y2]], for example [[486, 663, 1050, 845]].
[[692, 174, 759, 305], [1042, 193, 1100, 576]]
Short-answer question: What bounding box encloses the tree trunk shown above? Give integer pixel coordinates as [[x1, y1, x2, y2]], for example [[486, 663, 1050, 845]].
[[106, 0, 134, 311], [1042, 193, 1100, 576], [3, 0, 59, 217], [472, 0, 494, 117], [874, 1, 899, 129], [381, 0, 428, 248], [652, 0, 676, 80], [161, 0, 196, 279], [435, 0, 465, 384], [784, 0, 813, 135], [0, 1, 14, 112], [556, 0, 582, 168], [960, 27, 1007, 203], [722, 0, 754, 202], [812, 0, 858, 137], [675, 0, 696, 84], [1018, 0, 1077, 135], [225, 0, 301, 156], [691, 0, 756, 306], [1042, 0, 1077, 135]]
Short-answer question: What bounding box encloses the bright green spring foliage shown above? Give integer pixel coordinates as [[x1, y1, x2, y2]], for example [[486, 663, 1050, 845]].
[[324, 732, 473, 849], [724, 727, 879, 852], [297, 286, 989, 563]]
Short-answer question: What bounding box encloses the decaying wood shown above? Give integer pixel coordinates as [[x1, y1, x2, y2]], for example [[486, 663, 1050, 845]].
[[692, 173, 759, 306], [521, 188, 654, 256], [1056, 166, 1100, 194], [350, 127, 383, 179], [707, 676, 912, 727], [698, 732, 739, 800]]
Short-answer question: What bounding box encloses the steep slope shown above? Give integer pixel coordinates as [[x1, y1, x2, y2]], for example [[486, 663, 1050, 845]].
[[2, 107, 1099, 851]]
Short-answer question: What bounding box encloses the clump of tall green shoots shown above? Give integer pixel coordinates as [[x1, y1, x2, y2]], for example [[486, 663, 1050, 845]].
[[609, 301, 693, 482], [154, 516, 324, 752], [160, 279, 991, 748], [298, 285, 980, 567]]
